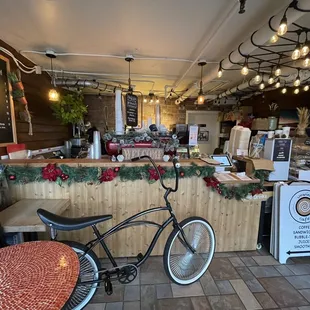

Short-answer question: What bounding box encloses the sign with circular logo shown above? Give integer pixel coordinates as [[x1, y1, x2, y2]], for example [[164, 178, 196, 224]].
[[289, 190, 310, 223]]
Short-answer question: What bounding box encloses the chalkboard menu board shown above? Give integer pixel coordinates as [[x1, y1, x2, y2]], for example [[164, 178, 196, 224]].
[[125, 94, 138, 127], [0, 55, 16, 146], [273, 139, 292, 162]]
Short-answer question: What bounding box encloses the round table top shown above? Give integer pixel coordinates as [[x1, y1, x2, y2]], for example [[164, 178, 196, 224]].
[[0, 241, 79, 310]]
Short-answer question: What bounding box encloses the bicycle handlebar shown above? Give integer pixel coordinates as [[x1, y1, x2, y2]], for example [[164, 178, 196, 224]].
[[131, 155, 180, 192]]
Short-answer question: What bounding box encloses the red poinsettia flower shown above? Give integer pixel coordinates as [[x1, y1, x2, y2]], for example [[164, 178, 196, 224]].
[[42, 164, 62, 182], [99, 168, 117, 182], [148, 165, 165, 181]]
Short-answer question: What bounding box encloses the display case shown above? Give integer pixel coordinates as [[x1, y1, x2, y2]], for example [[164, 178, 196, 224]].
[[289, 136, 310, 181]]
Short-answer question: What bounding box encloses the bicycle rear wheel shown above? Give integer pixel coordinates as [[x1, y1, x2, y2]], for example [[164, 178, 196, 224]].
[[163, 216, 215, 285], [62, 241, 101, 310]]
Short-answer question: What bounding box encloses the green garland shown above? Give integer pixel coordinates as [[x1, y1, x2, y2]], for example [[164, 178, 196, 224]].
[[3, 163, 268, 200], [5, 163, 214, 186]]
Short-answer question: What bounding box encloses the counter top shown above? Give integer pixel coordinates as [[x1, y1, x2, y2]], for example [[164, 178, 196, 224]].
[[0, 157, 208, 167]]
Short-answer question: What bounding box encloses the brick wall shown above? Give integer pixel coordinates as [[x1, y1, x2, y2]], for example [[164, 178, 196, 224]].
[[84, 94, 208, 132]]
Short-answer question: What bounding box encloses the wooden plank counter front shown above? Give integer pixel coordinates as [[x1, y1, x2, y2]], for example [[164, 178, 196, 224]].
[[2, 159, 262, 257]]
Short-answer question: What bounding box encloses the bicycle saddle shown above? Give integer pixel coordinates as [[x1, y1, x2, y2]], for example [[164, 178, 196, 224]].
[[37, 208, 112, 231]]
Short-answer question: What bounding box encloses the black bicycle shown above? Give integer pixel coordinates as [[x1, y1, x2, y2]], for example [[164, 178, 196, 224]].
[[37, 156, 216, 309]]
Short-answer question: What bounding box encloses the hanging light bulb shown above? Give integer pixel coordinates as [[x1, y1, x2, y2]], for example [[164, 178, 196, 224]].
[[304, 85, 309, 92], [281, 87, 287, 94], [254, 74, 262, 84], [49, 89, 59, 101], [275, 81, 281, 88], [217, 69, 223, 78], [275, 66, 281, 76], [241, 60, 249, 76], [294, 76, 301, 87], [278, 15, 288, 36], [150, 98, 154, 103], [268, 76, 275, 84], [259, 82, 265, 90], [270, 34, 279, 44], [301, 44, 310, 57], [301, 33, 310, 56], [303, 57, 310, 67], [197, 60, 207, 105], [156, 98, 159, 103], [294, 88, 300, 94], [143, 98, 147, 103], [292, 44, 301, 60]]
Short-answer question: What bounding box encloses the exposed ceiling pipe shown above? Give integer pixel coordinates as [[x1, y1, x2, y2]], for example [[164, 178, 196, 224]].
[[180, 0, 308, 100], [167, 1, 239, 96], [21, 50, 194, 63], [43, 68, 180, 81]]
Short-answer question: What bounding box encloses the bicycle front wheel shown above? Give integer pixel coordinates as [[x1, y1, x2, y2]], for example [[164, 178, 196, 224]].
[[163, 216, 215, 285]]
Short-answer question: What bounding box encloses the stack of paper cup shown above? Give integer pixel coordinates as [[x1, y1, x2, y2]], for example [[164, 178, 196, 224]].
[[93, 131, 101, 159], [282, 126, 290, 138], [88, 144, 95, 159]]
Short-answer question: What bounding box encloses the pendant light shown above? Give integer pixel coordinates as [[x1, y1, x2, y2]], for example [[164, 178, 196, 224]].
[[259, 82, 265, 90], [278, 14, 288, 36], [254, 62, 262, 84], [197, 60, 207, 105], [268, 75, 275, 85], [294, 71, 301, 87], [241, 57, 249, 76], [46, 50, 59, 102], [275, 80, 281, 88], [301, 32, 310, 57], [275, 67, 281, 77], [294, 88, 300, 94], [254, 74, 262, 83], [281, 87, 287, 94], [292, 34, 302, 60], [125, 54, 134, 93], [304, 85, 309, 92], [270, 34, 279, 44], [303, 57, 310, 67], [217, 61, 223, 78]]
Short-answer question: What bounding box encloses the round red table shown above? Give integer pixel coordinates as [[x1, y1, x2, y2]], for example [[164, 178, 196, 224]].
[[0, 241, 79, 310]]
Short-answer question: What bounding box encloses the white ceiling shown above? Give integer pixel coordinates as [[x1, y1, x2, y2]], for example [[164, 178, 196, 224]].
[[0, 0, 297, 97]]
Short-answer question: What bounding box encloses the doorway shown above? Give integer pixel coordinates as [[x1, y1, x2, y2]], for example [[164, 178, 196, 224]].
[[186, 111, 220, 155]]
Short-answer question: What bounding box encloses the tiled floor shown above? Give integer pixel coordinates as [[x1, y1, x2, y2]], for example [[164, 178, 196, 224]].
[[85, 249, 310, 310]]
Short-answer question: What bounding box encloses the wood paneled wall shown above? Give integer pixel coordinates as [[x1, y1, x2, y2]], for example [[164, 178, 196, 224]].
[[242, 88, 310, 118], [0, 39, 70, 156], [9, 178, 261, 257]]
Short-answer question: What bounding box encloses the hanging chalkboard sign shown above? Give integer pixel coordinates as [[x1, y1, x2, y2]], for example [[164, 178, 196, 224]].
[[0, 55, 16, 146], [125, 93, 138, 127]]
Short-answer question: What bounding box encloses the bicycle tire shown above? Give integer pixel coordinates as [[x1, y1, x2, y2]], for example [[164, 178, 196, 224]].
[[62, 241, 101, 310], [163, 216, 215, 285]]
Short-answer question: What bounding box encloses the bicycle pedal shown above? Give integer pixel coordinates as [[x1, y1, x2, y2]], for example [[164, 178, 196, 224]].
[[105, 279, 113, 295], [137, 253, 143, 261]]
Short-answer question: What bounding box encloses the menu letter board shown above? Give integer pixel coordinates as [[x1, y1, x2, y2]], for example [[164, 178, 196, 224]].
[[0, 55, 16, 146], [126, 94, 138, 127], [273, 139, 291, 162]]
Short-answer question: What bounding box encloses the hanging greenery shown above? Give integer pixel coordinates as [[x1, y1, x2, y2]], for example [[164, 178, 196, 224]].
[[4, 164, 267, 200], [203, 170, 268, 200], [51, 93, 87, 125]]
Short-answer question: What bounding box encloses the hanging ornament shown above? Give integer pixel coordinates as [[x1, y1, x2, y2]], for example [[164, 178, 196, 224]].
[[180, 171, 185, 178], [114, 167, 120, 173], [9, 174, 16, 181]]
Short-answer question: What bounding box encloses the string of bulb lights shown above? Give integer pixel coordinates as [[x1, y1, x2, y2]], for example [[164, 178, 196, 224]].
[[214, 0, 310, 104]]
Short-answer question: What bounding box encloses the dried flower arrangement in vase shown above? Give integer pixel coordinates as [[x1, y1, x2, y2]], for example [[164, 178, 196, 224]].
[[296, 107, 310, 137]]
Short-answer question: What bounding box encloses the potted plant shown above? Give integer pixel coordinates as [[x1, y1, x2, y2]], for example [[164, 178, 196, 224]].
[[51, 93, 87, 137]]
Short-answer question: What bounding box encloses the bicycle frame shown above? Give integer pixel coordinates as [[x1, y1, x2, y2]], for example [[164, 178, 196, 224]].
[[83, 204, 177, 269]]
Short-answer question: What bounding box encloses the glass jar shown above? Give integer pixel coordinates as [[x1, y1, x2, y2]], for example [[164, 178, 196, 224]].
[[268, 116, 278, 130]]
